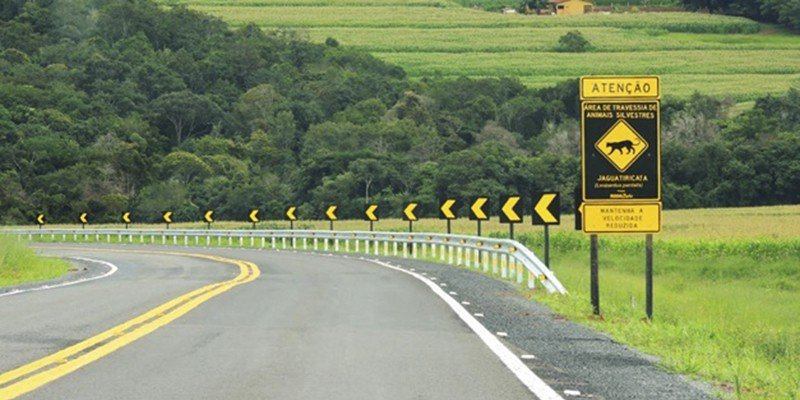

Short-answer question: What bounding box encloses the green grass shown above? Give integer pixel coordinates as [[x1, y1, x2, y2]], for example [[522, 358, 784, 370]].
[[0, 236, 70, 288], [526, 235, 800, 400], [195, 7, 760, 32], [303, 28, 800, 53]]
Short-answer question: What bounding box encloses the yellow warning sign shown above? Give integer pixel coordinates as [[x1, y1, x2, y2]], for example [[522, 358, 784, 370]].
[[580, 76, 660, 100], [595, 119, 648, 173], [582, 203, 661, 233]]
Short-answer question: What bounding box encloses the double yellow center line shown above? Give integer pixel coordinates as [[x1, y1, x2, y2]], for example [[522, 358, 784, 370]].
[[0, 250, 260, 399]]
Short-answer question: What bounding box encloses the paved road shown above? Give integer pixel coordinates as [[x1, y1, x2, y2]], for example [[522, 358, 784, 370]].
[[0, 245, 540, 400]]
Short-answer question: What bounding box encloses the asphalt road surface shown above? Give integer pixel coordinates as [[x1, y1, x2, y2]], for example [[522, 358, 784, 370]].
[[0, 244, 713, 400]]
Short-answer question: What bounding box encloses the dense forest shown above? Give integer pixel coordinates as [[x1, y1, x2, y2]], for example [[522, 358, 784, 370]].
[[681, 0, 800, 30], [0, 0, 798, 224]]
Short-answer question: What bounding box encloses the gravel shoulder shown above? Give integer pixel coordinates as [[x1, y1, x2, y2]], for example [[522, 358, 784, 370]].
[[371, 254, 716, 400]]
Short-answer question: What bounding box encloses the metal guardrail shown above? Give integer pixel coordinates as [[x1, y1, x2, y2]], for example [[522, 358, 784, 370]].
[[8, 229, 567, 294]]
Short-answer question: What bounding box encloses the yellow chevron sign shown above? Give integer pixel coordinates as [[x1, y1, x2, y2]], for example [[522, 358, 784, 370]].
[[79, 213, 88, 224], [364, 204, 379, 221], [533, 192, 560, 225], [204, 210, 214, 223], [122, 212, 131, 224], [163, 211, 173, 224], [500, 195, 522, 223], [325, 205, 338, 221], [469, 197, 489, 221], [285, 206, 297, 221], [403, 203, 418, 221], [249, 209, 259, 223], [35, 214, 45, 225], [439, 199, 457, 220]]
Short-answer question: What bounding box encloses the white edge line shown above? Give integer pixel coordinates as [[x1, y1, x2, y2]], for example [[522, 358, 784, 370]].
[[0, 257, 118, 299], [367, 259, 564, 400]]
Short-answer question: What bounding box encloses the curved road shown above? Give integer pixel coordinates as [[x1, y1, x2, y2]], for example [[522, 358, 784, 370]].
[[0, 245, 540, 400]]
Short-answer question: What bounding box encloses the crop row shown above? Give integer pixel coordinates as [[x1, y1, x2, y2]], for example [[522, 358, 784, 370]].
[[375, 50, 800, 77], [192, 7, 761, 33], [505, 74, 800, 100], [301, 27, 800, 53]]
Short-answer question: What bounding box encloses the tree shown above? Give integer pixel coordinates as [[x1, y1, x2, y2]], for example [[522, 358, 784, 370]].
[[235, 84, 288, 133], [159, 151, 213, 184], [150, 91, 223, 145], [555, 31, 591, 53]]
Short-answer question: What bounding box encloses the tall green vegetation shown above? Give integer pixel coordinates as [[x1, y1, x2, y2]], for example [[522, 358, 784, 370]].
[[0, 0, 798, 226], [682, 0, 800, 30], [0, 236, 69, 287]]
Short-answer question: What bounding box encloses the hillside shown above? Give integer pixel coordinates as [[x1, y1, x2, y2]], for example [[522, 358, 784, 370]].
[[161, 0, 800, 100], [0, 0, 798, 226]]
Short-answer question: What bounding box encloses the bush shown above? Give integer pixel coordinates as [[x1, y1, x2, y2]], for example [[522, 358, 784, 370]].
[[555, 30, 591, 52]]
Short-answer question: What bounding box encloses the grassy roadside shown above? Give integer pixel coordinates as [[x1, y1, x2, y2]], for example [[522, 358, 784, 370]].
[[524, 232, 800, 400], [0, 236, 71, 288]]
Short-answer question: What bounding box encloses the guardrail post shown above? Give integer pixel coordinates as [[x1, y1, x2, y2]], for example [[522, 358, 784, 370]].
[[383, 241, 388, 256], [422, 242, 427, 258], [509, 257, 516, 280], [447, 246, 453, 264], [324, 238, 329, 251], [282, 237, 286, 249], [393, 242, 398, 256], [184, 236, 188, 246], [501, 254, 508, 279], [344, 239, 348, 252], [465, 248, 471, 268], [335, 238, 339, 252], [174, 235, 177, 245], [431, 244, 436, 258], [402, 241, 407, 258], [412, 243, 417, 259], [354, 239, 358, 253], [314, 237, 318, 250], [528, 271, 535, 289], [207, 236, 210, 246], [292, 237, 296, 249]]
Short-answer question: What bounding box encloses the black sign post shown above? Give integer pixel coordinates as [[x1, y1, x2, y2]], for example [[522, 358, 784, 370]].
[[469, 196, 489, 237], [438, 198, 458, 234], [533, 192, 560, 268], [499, 195, 522, 240], [403, 202, 418, 233]]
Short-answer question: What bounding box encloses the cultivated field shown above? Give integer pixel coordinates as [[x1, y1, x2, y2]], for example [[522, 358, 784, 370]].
[[159, 0, 800, 100]]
